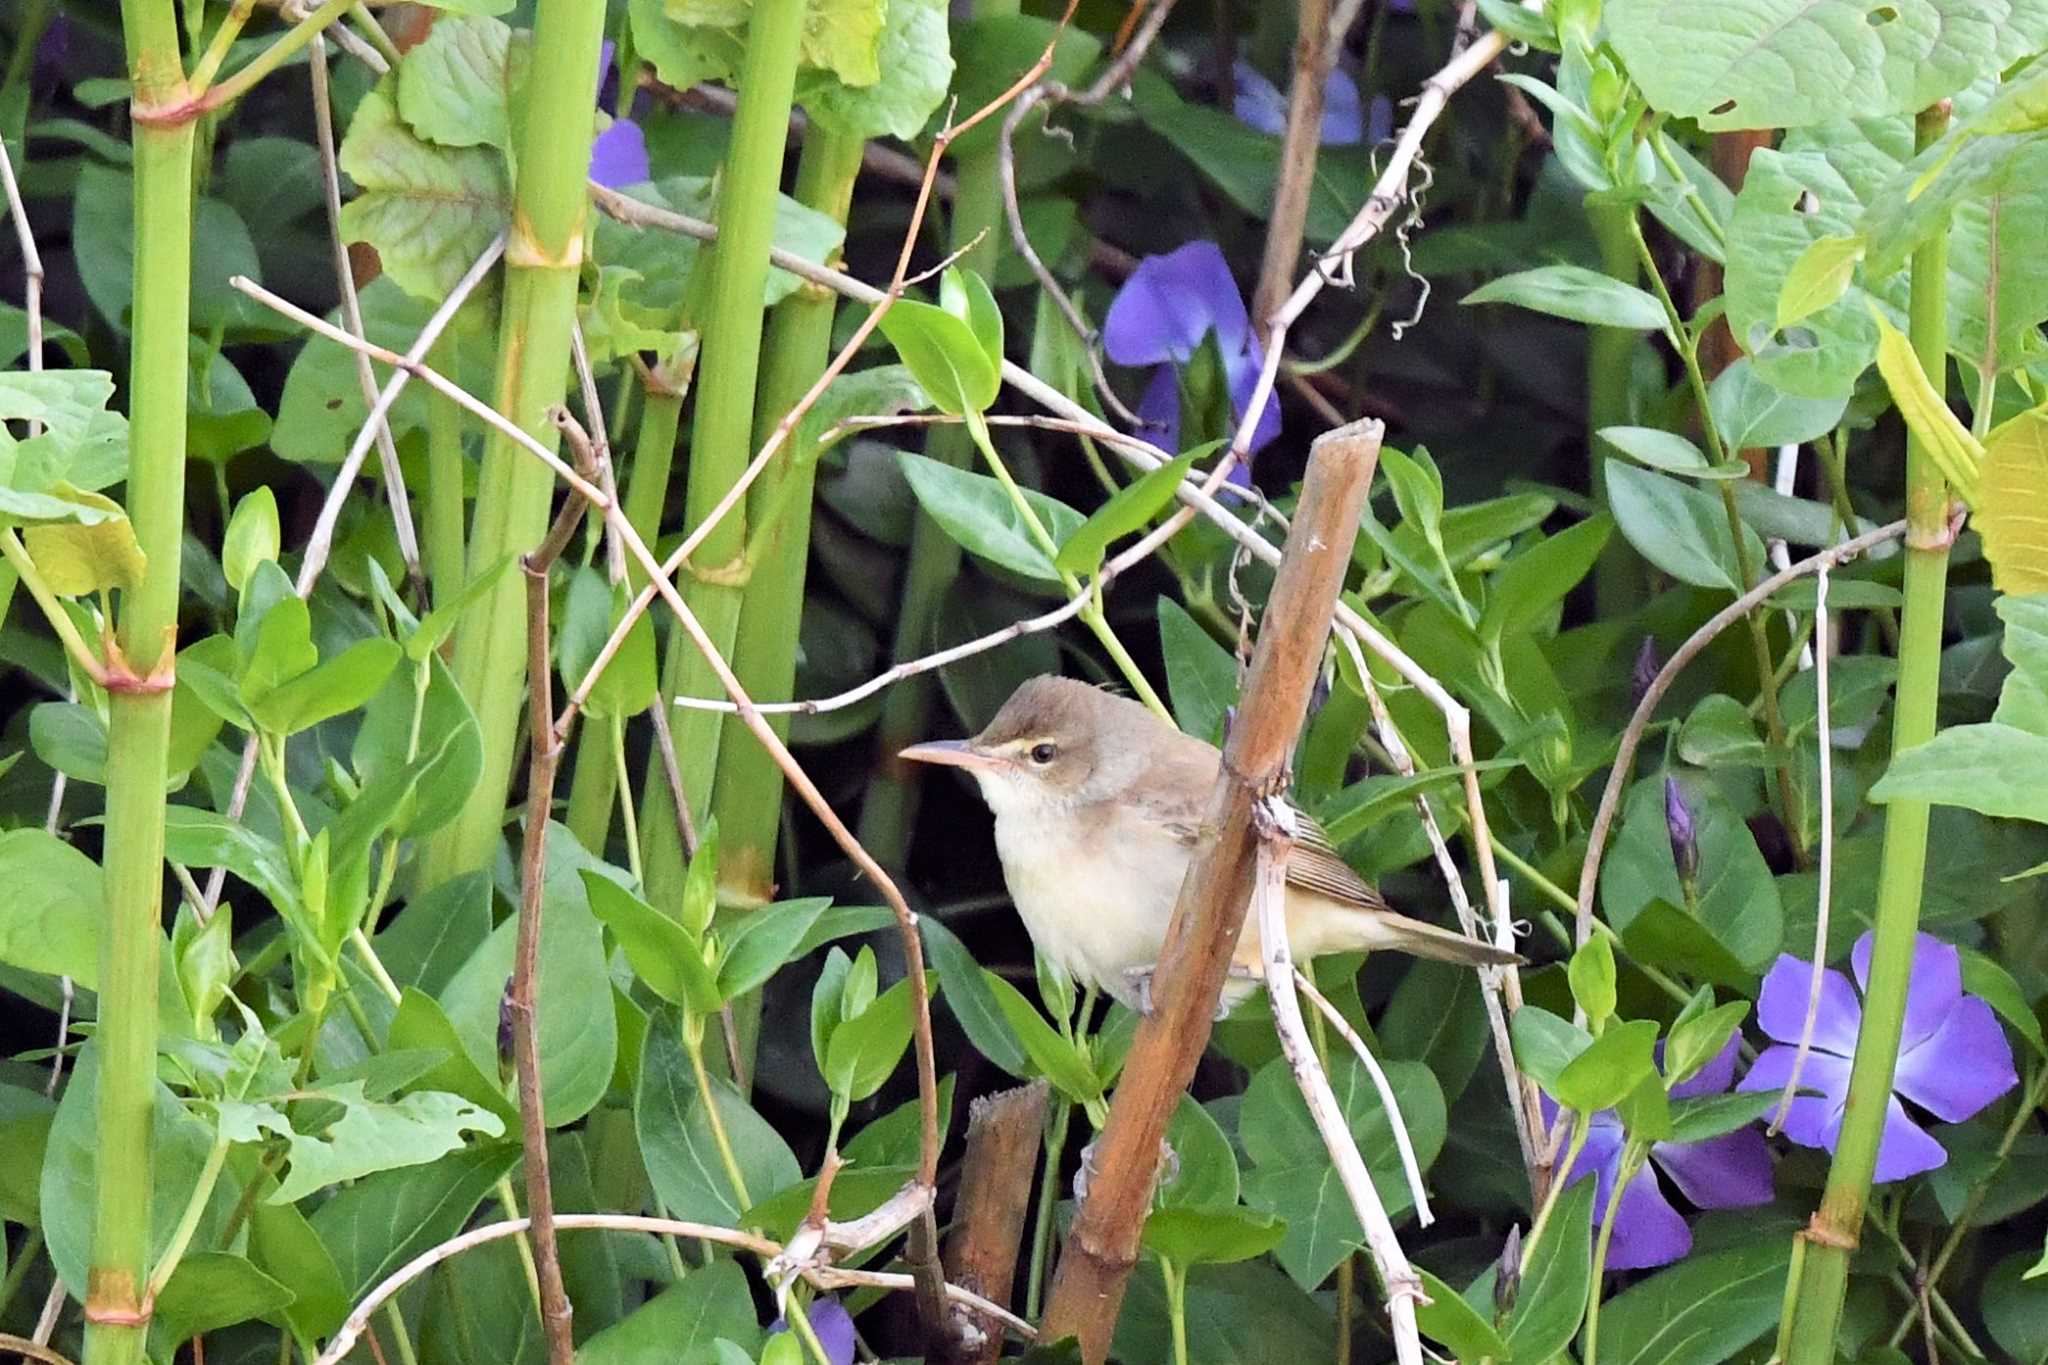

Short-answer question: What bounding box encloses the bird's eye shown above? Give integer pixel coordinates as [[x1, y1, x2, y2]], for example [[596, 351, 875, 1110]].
[[1029, 742, 1057, 764]]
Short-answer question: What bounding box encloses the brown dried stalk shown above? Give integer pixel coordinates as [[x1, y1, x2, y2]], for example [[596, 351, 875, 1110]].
[[938, 1081, 1050, 1365]]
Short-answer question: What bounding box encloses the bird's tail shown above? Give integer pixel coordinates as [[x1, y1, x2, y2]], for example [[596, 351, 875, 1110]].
[[1361, 908, 1524, 967]]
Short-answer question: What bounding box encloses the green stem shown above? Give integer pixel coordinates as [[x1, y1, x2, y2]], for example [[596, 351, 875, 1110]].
[[1162, 1258, 1190, 1365], [639, 0, 809, 910], [1626, 210, 1802, 851], [188, 0, 352, 112], [563, 721, 616, 857], [1522, 1114, 1589, 1274], [90, 7, 192, 1359], [1581, 1139, 1646, 1365], [684, 1016, 753, 1209], [381, 1303, 419, 1365], [417, 0, 606, 892], [855, 0, 1022, 867], [1586, 198, 1643, 616], [1780, 102, 1954, 1365], [423, 335, 467, 606], [613, 713, 644, 885], [0, 530, 106, 681], [1025, 1098, 1073, 1322], [143, 1137, 232, 1302]]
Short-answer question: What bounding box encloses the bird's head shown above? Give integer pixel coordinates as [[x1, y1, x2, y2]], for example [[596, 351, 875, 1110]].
[[899, 675, 1152, 819]]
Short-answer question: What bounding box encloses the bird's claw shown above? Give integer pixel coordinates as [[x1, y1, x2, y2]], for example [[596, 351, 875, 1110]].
[[1122, 964, 1261, 1021], [1074, 1137, 1179, 1204]]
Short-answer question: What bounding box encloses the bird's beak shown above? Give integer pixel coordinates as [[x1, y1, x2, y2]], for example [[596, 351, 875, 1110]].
[[898, 739, 1001, 770]]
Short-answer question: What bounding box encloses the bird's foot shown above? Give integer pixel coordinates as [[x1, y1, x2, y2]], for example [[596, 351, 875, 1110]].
[[1121, 966, 1157, 1017], [1074, 1137, 1180, 1204], [1121, 964, 1263, 1020]]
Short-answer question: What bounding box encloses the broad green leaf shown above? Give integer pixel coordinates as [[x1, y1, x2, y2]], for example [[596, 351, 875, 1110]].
[[1598, 427, 1745, 480], [1054, 453, 1199, 577], [1707, 358, 1851, 449], [246, 1189, 349, 1340], [797, 0, 951, 140], [876, 298, 999, 416], [824, 974, 922, 1102], [164, 807, 301, 922], [1605, 460, 1766, 593], [1157, 596, 1236, 743], [1112, 1260, 1334, 1363], [1462, 266, 1668, 331], [386, 989, 519, 1125], [221, 486, 279, 594], [1161, 1096, 1240, 1209], [1979, 407, 2048, 594], [338, 83, 510, 301], [945, 268, 1004, 377], [1481, 513, 1614, 644], [272, 277, 444, 463], [1240, 1056, 1447, 1289], [1510, 1005, 1594, 1091], [1506, 1176, 1593, 1362], [921, 916, 1029, 1078], [896, 452, 1083, 582], [637, 1009, 800, 1224], [1141, 1206, 1286, 1267], [1677, 693, 1770, 769], [1608, 0, 2015, 129], [1553, 1018, 1659, 1113], [71, 162, 265, 333], [578, 1260, 762, 1365], [1985, 1250, 2048, 1362], [1776, 233, 1865, 329], [1664, 1092, 1778, 1144], [1380, 446, 1447, 549], [351, 653, 481, 840], [1959, 946, 2048, 1057], [311, 1143, 518, 1300], [1602, 775, 1784, 972], [1624, 901, 1758, 993], [246, 637, 402, 736], [21, 488, 145, 593], [1869, 306, 1982, 504], [152, 1253, 295, 1349], [1567, 935, 1618, 1031], [1597, 1240, 1794, 1365], [1415, 1266, 1510, 1361], [0, 829, 104, 988], [1871, 722, 2048, 822], [228, 1083, 504, 1205], [715, 896, 835, 999], [983, 969, 1101, 1104], [557, 569, 658, 721], [438, 824, 617, 1125], [630, 0, 741, 91], [1381, 959, 1489, 1105], [410, 554, 518, 660], [395, 15, 526, 153]]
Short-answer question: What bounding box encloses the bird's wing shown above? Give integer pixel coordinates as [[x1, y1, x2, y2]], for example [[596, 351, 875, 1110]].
[[1146, 775, 1392, 916]]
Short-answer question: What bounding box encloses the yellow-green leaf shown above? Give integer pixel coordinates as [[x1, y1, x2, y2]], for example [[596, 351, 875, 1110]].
[[1776, 234, 1864, 330], [1979, 407, 2048, 594], [1869, 305, 1982, 505], [23, 488, 145, 595]]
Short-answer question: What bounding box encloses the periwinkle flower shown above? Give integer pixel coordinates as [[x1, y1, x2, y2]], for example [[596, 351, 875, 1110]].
[[1231, 61, 1391, 146], [768, 1296, 855, 1365], [1664, 777, 1699, 885], [1736, 932, 2018, 1181], [1103, 241, 1281, 467], [1541, 1038, 1775, 1271], [589, 118, 649, 188], [1630, 636, 1661, 708]]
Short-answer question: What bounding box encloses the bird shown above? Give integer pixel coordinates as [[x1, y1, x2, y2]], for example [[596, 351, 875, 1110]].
[[900, 674, 1520, 1016]]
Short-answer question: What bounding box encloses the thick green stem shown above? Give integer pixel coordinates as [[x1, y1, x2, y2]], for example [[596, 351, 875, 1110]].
[[1586, 198, 1642, 615], [417, 0, 606, 891], [1582, 1140, 1647, 1365], [855, 0, 1021, 867], [709, 126, 866, 905], [423, 335, 467, 606], [1780, 103, 1953, 1365], [91, 7, 192, 1362], [638, 0, 808, 905]]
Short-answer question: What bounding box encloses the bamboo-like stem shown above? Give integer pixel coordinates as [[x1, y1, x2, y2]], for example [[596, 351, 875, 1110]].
[[89, 4, 193, 1362], [937, 1081, 1049, 1365], [416, 0, 606, 891], [1586, 200, 1642, 614], [1779, 102, 1956, 1365], [638, 0, 810, 909], [1251, 0, 1337, 327], [424, 334, 468, 605], [712, 126, 867, 904]]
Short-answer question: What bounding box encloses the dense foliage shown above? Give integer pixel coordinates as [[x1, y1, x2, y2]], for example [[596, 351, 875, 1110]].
[[5, 0, 2048, 1362]]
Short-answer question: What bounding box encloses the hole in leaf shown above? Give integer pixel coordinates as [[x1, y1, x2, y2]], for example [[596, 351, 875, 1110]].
[[1797, 189, 1822, 215], [1868, 4, 1898, 22], [1778, 326, 1820, 351], [326, 398, 343, 410]]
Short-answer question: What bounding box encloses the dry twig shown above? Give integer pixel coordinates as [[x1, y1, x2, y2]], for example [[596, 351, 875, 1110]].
[[938, 1081, 1051, 1364]]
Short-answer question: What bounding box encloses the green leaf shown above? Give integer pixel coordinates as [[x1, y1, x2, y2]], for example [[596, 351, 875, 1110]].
[[1381, 960, 1489, 1105], [395, 15, 525, 153], [637, 1009, 800, 1224], [1415, 1266, 1510, 1362], [246, 637, 402, 736], [1462, 265, 1668, 330], [246, 1191, 349, 1340], [1869, 305, 1982, 505], [1510, 1006, 1593, 1091], [1553, 1018, 1659, 1113], [825, 975, 922, 1102], [386, 989, 518, 1125], [1872, 722, 2048, 822], [1161, 1095, 1240, 1209], [876, 297, 999, 417], [1777, 233, 1866, 330], [1707, 358, 1851, 449], [1157, 596, 1236, 743], [1665, 1092, 1778, 1144], [1240, 1056, 1447, 1289], [1141, 1206, 1286, 1267], [921, 916, 1029, 1078], [557, 569, 658, 721], [21, 488, 146, 594], [1380, 447, 1447, 550], [797, 0, 951, 140], [1568, 935, 1618, 1030], [0, 829, 104, 988], [1506, 1176, 1593, 1362], [1678, 694, 1770, 769], [1482, 513, 1615, 645], [1598, 427, 1746, 480], [578, 1260, 762, 1365], [1603, 776, 1783, 973], [1960, 946, 2048, 1058], [895, 451, 1082, 582], [585, 870, 718, 1012], [221, 486, 279, 595], [715, 897, 834, 1000], [1608, 0, 2010, 129], [273, 278, 445, 464], [152, 1252, 295, 1348], [984, 970, 1102, 1104], [1663, 999, 1751, 1089], [234, 1082, 505, 1205], [1986, 1250, 2048, 1362], [338, 83, 510, 301], [1054, 453, 1199, 577], [311, 1143, 518, 1300], [1979, 407, 2048, 594], [1605, 460, 1767, 594], [1597, 1241, 1794, 1365], [437, 825, 617, 1125]]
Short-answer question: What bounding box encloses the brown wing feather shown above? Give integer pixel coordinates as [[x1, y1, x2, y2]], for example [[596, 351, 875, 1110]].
[[1285, 811, 1392, 912]]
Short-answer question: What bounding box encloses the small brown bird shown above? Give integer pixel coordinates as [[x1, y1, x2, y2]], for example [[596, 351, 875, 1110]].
[[901, 674, 1519, 1014]]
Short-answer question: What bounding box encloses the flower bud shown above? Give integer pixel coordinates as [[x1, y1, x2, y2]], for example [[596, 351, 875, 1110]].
[[497, 980, 517, 1083], [1631, 636, 1661, 708], [1494, 1225, 1522, 1318], [1665, 777, 1700, 886]]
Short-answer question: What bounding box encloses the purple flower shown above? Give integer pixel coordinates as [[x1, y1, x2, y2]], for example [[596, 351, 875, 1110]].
[[1103, 241, 1281, 463], [589, 117, 649, 188], [1541, 1038, 1775, 1270], [1736, 932, 2018, 1182], [1232, 61, 1388, 145], [1665, 777, 1699, 885], [768, 1296, 854, 1365]]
